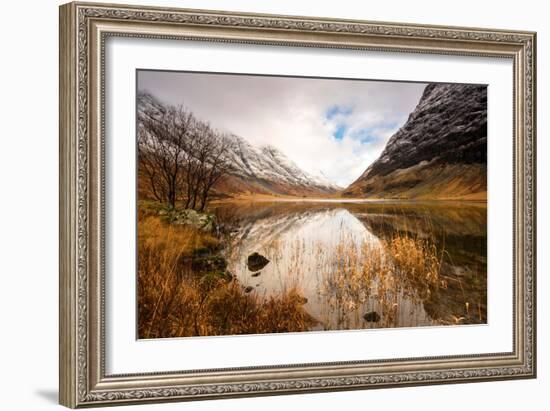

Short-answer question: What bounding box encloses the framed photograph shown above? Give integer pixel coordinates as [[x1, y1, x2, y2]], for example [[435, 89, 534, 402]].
[[59, 2, 537, 408]]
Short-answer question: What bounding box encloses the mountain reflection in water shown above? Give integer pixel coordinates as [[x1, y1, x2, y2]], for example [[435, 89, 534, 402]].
[[212, 200, 487, 331]]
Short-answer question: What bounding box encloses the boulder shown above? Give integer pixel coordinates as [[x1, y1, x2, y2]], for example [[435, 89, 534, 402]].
[[168, 209, 215, 232], [363, 311, 381, 323], [247, 252, 270, 272]]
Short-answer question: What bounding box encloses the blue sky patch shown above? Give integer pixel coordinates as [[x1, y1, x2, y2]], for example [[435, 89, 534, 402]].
[[350, 121, 401, 144], [325, 105, 353, 120], [333, 123, 348, 140], [350, 128, 381, 144]]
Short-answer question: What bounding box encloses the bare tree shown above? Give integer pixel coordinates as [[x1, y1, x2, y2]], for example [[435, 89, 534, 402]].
[[138, 105, 194, 209], [182, 122, 234, 211], [184, 121, 211, 210], [196, 131, 234, 211], [138, 95, 235, 211]]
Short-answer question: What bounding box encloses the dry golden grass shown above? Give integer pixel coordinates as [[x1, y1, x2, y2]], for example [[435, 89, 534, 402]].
[[386, 236, 442, 290], [343, 163, 486, 200], [139, 213, 219, 259], [318, 231, 443, 329], [203, 283, 315, 336], [137, 213, 316, 338]]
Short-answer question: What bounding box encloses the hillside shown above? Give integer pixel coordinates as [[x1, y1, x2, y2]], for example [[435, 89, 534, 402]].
[[343, 83, 487, 200], [137, 92, 340, 199], [215, 134, 339, 197]]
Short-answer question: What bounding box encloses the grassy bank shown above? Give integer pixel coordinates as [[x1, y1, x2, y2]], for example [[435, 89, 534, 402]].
[[137, 205, 316, 338]]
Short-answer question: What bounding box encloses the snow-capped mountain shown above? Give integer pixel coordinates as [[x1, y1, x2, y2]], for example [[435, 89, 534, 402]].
[[137, 92, 164, 118], [137, 92, 340, 196], [226, 135, 340, 194]]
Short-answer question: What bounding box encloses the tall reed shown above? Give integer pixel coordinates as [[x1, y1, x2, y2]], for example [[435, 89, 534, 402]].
[[317, 229, 444, 329]]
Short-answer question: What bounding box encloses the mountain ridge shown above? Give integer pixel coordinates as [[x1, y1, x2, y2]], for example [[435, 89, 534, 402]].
[[343, 83, 487, 200], [137, 92, 341, 199]]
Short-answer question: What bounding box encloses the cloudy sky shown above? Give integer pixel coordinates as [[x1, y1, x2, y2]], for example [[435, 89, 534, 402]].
[[137, 70, 426, 187]]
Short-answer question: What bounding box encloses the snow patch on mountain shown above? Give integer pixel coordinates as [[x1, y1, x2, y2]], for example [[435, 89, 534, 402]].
[[137, 92, 341, 194]]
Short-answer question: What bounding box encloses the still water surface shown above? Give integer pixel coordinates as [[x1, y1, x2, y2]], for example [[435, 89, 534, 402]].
[[213, 200, 487, 331]]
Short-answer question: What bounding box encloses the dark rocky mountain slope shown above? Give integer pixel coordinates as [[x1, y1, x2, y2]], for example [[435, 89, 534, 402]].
[[343, 83, 487, 200]]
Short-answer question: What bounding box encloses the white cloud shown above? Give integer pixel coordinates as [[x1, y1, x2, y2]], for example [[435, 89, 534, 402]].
[[138, 71, 426, 187]]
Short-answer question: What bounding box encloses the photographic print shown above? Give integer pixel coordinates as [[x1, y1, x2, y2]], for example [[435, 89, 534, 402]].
[[136, 70, 487, 339]]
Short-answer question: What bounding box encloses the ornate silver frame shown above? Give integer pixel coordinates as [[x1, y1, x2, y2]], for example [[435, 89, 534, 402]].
[[59, 2, 537, 408]]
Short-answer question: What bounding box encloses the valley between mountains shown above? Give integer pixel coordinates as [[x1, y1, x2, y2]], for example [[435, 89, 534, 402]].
[[137, 80, 488, 338], [138, 82, 486, 201]]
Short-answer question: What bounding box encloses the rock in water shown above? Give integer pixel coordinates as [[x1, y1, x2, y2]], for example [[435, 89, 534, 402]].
[[247, 252, 270, 272], [251, 271, 261, 277], [363, 311, 381, 323], [244, 286, 254, 293]]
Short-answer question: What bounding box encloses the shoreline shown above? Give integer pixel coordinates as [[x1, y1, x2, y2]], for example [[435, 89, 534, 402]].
[[211, 194, 488, 205]]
